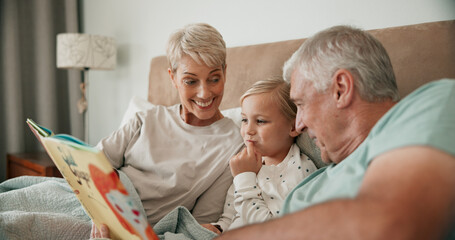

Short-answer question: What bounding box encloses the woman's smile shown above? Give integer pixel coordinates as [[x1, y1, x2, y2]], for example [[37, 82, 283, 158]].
[[194, 98, 214, 108]]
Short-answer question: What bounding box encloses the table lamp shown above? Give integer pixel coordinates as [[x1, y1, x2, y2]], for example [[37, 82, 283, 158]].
[[57, 33, 116, 143]]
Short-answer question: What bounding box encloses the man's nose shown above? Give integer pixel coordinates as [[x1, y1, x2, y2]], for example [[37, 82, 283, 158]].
[[295, 111, 307, 133]]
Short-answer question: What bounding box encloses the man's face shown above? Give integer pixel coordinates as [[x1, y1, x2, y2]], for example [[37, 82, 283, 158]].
[[290, 69, 340, 163]]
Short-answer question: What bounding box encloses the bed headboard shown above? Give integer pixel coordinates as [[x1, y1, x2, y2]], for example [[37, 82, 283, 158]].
[[148, 20, 455, 109]]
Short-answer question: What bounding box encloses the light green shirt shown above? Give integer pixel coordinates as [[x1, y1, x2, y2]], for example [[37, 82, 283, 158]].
[[282, 79, 455, 239]]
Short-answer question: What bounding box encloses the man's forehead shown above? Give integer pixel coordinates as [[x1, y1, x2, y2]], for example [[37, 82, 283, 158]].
[[290, 70, 309, 100]]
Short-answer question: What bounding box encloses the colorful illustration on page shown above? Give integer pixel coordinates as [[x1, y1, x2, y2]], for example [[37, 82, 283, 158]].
[[89, 164, 157, 240]]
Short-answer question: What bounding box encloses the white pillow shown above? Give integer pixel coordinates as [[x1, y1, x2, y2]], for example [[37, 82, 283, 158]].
[[221, 107, 242, 128], [119, 96, 155, 127]]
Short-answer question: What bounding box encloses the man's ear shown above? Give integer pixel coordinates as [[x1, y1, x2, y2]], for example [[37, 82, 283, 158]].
[[289, 120, 301, 138], [332, 69, 355, 108], [168, 68, 178, 89]]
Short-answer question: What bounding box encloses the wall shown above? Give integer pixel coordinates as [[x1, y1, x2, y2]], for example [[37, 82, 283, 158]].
[[82, 0, 455, 144]]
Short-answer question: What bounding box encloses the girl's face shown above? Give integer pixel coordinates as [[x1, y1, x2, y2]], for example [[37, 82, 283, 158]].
[[169, 55, 226, 126], [241, 92, 298, 162]]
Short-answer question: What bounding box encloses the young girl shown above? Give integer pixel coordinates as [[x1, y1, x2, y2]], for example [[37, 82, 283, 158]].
[[203, 77, 317, 234]]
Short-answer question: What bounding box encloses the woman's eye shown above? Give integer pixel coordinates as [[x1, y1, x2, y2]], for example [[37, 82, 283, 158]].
[[184, 79, 197, 86], [257, 119, 267, 124], [209, 78, 220, 83]]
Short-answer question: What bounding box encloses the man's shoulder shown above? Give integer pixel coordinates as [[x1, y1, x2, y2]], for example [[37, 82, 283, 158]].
[[365, 78, 455, 164], [406, 78, 455, 100], [378, 79, 455, 124]]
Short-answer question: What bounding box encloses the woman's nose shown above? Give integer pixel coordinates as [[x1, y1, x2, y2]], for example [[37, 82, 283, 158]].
[[197, 84, 211, 99]]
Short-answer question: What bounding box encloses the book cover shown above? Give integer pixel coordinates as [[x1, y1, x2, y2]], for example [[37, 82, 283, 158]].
[[26, 118, 158, 240]]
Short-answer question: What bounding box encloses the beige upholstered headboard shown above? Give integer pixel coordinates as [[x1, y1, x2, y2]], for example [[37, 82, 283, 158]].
[[148, 20, 455, 109]]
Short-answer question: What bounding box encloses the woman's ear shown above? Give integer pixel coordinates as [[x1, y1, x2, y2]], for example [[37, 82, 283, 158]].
[[168, 68, 178, 89], [289, 120, 300, 138]]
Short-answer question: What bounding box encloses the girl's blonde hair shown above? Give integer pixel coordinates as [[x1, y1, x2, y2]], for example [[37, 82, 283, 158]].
[[166, 23, 226, 73], [240, 77, 297, 121]]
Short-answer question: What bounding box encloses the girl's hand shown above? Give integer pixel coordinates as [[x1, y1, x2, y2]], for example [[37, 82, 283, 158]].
[[229, 142, 262, 177]]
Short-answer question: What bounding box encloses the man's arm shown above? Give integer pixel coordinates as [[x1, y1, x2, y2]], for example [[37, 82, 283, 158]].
[[217, 146, 455, 239]]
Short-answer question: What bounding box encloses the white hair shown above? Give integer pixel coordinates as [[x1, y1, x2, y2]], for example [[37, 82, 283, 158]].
[[283, 25, 400, 102]]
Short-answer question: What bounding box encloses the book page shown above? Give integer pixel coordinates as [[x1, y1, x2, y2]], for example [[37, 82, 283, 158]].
[[27, 119, 158, 240]]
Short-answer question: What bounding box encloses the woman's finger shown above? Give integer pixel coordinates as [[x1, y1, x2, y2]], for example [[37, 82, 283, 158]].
[[90, 222, 99, 238], [90, 222, 95, 238], [100, 224, 111, 238]]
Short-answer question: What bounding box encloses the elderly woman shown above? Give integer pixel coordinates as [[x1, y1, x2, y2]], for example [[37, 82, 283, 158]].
[[91, 23, 243, 237]]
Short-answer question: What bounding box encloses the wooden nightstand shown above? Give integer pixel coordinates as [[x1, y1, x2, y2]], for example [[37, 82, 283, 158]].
[[6, 152, 62, 179]]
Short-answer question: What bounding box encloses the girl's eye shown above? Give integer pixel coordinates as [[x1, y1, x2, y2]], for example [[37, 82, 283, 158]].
[[257, 119, 267, 124], [241, 118, 248, 123]]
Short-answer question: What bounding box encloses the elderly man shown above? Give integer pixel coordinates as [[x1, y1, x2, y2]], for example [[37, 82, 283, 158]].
[[218, 25, 455, 239]]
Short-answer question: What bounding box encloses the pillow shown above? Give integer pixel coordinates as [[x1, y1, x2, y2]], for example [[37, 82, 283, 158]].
[[221, 107, 242, 128], [296, 133, 326, 169], [119, 96, 155, 127]]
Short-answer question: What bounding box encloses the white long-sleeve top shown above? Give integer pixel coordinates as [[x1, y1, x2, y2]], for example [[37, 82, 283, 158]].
[[214, 143, 317, 231]]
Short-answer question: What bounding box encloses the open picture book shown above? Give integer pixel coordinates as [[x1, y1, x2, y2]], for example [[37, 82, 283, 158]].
[[26, 118, 158, 240]]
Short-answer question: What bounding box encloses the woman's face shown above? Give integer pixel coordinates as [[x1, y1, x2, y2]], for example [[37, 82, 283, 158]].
[[169, 55, 226, 126]]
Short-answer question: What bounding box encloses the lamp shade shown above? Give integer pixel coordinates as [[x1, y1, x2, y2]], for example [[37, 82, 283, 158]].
[[57, 33, 116, 70]]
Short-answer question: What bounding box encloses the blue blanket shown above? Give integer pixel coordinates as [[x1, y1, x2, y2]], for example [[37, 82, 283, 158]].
[[154, 206, 217, 240], [0, 176, 217, 240], [0, 176, 92, 239]]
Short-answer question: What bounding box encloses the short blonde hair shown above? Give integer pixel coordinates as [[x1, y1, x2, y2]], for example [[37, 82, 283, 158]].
[[166, 23, 226, 73], [241, 77, 297, 121]]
